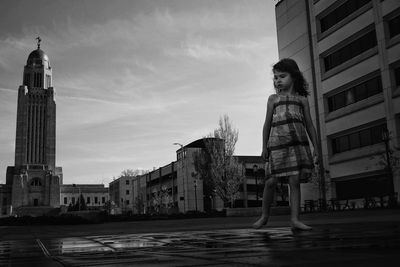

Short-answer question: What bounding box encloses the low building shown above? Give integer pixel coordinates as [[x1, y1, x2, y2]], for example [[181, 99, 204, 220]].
[[121, 138, 270, 214], [109, 176, 136, 213], [0, 185, 12, 217], [60, 184, 109, 210]]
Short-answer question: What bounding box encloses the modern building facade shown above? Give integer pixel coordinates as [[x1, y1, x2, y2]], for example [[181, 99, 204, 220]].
[[275, 0, 400, 204]]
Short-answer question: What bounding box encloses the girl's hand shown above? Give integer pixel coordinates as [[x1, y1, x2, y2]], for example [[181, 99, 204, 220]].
[[261, 149, 269, 162]]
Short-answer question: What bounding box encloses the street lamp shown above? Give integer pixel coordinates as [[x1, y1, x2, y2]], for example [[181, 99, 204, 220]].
[[253, 165, 259, 202], [194, 179, 198, 212], [173, 142, 186, 213]]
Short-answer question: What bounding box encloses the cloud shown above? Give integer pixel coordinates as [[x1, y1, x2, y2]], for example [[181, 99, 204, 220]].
[[0, 0, 278, 184], [175, 36, 272, 64], [0, 87, 16, 94]]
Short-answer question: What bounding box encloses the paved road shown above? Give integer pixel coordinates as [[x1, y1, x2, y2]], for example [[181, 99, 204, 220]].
[[1, 209, 400, 266]]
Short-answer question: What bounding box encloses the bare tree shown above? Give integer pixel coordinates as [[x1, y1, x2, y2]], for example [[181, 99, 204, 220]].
[[193, 115, 244, 208], [120, 169, 142, 177], [368, 131, 399, 196], [134, 196, 145, 214], [309, 167, 330, 199], [150, 186, 173, 214]]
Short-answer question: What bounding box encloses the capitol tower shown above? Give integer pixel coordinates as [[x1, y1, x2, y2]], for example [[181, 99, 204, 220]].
[[6, 38, 63, 215]]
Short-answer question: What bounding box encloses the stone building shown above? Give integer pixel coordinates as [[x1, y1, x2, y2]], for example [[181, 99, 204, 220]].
[[109, 175, 136, 214], [0, 41, 112, 217], [60, 184, 109, 210], [3, 40, 63, 216], [275, 0, 400, 205]]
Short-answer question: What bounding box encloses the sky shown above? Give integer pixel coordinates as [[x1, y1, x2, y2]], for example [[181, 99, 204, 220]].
[[0, 0, 279, 185]]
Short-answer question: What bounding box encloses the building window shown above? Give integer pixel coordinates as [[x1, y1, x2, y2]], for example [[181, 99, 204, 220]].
[[332, 124, 386, 154], [3, 198, 7, 205], [395, 66, 400, 87], [126, 200, 130, 205], [328, 75, 382, 112], [24, 73, 30, 87], [126, 180, 129, 185], [30, 178, 42, 186], [33, 72, 42, 87], [95, 197, 98, 204], [102, 197, 105, 204], [319, 0, 371, 33], [87, 197, 90, 204], [34, 73, 38, 87], [388, 13, 400, 39], [126, 190, 130, 195], [46, 74, 51, 88], [64, 197, 67, 205], [72, 197, 75, 204], [323, 29, 377, 72]]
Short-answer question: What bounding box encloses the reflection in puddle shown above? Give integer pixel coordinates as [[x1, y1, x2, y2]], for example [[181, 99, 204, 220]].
[[106, 237, 168, 249], [47, 238, 113, 254], [50, 236, 171, 254]]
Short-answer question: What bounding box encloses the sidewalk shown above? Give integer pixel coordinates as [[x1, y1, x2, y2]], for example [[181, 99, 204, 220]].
[[1, 208, 399, 266]]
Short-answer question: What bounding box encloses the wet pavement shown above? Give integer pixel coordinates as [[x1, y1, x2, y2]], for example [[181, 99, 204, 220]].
[[1, 210, 400, 266]]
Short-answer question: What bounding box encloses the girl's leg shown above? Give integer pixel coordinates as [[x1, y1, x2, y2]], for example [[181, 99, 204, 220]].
[[253, 177, 277, 229], [288, 173, 312, 230]]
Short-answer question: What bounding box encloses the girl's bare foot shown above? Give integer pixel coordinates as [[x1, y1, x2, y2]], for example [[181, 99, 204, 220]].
[[291, 220, 312, 230], [253, 216, 269, 229]]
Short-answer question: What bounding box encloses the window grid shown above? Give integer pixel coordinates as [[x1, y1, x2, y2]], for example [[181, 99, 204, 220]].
[[328, 75, 382, 112], [323, 29, 377, 72], [332, 124, 386, 154], [319, 0, 371, 33], [388, 14, 400, 39], [395, 66, 400, 87], [30, 178, 42, 186]]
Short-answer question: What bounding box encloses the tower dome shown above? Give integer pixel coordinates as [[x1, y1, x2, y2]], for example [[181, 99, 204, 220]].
[[26, 48, 50, 69], [22, 37, 52, 89]]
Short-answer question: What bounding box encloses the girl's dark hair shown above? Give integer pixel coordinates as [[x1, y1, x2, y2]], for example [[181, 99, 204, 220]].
[[273, 58, 309, 96]]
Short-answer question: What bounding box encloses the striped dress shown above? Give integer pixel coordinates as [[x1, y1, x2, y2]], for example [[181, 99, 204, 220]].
[[267, 94, 314, 182]]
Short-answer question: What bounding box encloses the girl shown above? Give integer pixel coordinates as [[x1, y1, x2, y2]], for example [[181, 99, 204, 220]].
[[253, 58, 319, 230]]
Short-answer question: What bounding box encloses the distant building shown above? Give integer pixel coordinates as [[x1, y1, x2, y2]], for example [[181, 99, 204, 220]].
[[110, 138, 266, 214], [0, 41, 111, 217], [109, 175, 136, 213], [60, 184, 109, 210], [275, 0, 400, 204]]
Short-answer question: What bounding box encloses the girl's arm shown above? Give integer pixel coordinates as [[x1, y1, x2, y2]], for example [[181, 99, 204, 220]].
[[301, 96, 319, 157], [262, 94, 276, 161]]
